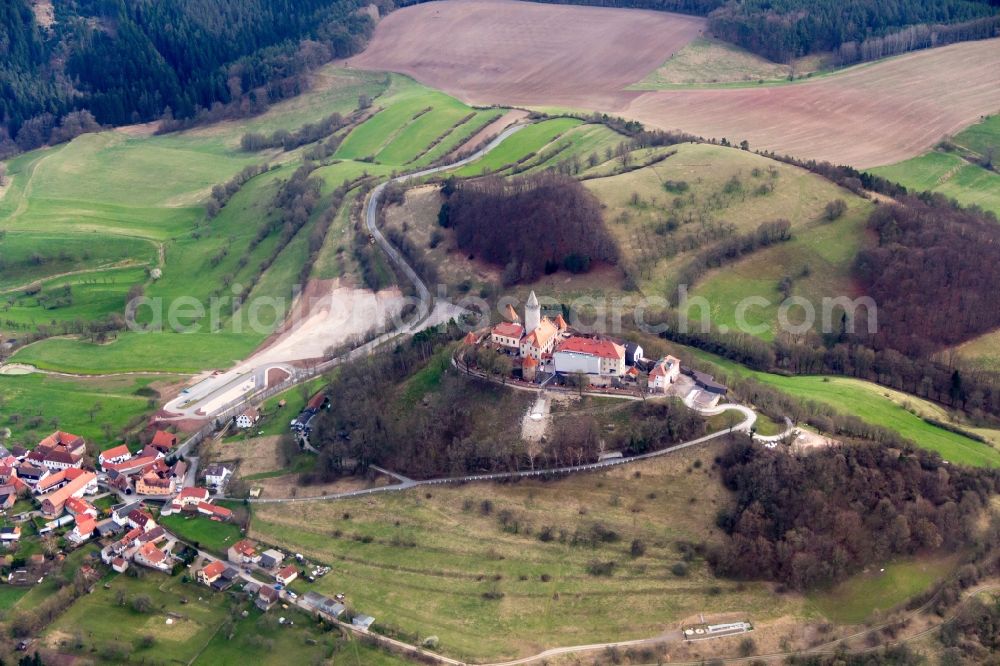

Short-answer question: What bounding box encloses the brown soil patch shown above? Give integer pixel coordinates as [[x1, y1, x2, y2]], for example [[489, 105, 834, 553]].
[[31, 0, 54, 28], [255, 473, 390, 499], [625, 39, 1000, 168], [214, 435, 285, 477], [346, 0, 705, 109], [265, 367, 290, 386], [350, 0, 1000, 167]]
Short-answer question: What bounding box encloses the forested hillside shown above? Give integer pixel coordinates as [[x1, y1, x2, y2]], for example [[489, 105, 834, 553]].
[[0, 0, 377, 155], [530, 0, 999, 62]]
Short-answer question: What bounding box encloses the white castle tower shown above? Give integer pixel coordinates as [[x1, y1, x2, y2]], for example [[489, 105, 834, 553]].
[[524, 290, 540, 335]]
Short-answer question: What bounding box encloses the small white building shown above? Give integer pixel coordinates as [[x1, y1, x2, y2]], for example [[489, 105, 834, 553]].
[[204, 463, 233, 490], [648, 355, 681, 393], [235, 407, 261, 429]]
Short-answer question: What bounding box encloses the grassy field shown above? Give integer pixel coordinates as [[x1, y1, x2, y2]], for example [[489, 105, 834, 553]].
[[158, 514, 244, 555], [1, 70, 499, 378], [0, 372, 173, 446], [336, 75, 502, 167], [631, 37, 793, 89], [38, 566, 403, 665], [690, 198, 873, 340], [449, 117, 584, 177], [691, 351, 1000, 468], [870, 114, 1000, 218], [808, 556, 957, 624], [251, 438, 813, 662], [584, 142, 870, 308]]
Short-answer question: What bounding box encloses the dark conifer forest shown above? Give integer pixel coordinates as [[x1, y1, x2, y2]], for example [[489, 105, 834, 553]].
[[1, 0, 376, 154]]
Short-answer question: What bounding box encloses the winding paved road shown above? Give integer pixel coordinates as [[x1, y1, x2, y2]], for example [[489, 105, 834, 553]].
[[364, 123, 526, 324]]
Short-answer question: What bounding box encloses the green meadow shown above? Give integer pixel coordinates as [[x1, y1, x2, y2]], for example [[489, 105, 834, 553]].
[[450, 117, 584, 176], [809, 556, 957, 624], [2, 70, 506, 377], [692, 351, 1000, 468], [0, 372, 172, 447], [870, 114, 1000, 218]]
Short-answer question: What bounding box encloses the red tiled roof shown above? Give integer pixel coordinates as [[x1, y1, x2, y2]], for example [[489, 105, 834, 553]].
[[233, 539, 257, 556], [99, 444, 131, 461], [137, 542, 165, 564], [556, 337, 625, 360], [177, 487, 210, 501], [75, 516, 96, 536], [39, 471, 96, 514], [198, 502, 233, 518], [491, 322, 524, 338], [201, 560, 226, 579], [277, 565, 297, 580], [38, 431, 84, 449], [150, 430, 177, 450]]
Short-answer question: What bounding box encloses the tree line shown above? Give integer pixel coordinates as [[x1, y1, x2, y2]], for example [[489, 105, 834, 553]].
[[710, 438, 1000, 590], [675, 218, 792, 295], [707, 0, 997, 62], [0, 0, 377, 155], [439, 172, 619, 284], [240, 111, 351, 152]]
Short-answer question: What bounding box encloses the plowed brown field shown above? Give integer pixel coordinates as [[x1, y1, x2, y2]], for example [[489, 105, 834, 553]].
[[348, 0, 1000, 167], [347, 0, 705, 109]]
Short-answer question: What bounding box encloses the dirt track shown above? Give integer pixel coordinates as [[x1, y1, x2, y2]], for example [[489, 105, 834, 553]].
[[348, 0, 1000, 167]]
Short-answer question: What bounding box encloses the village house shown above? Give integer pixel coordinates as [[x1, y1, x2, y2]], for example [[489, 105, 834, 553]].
[[149, 430, 177, 454], [229, 538, 260, 565], [0, 526, 21, 542], [135, 469, 175, 496], [134, 542, 172, 572], [259, 548, 285, 569], [203, 463, 233, 491], [102, 450, 162, 477], [197, 560, 226, 586], [0, 485, 17, 511], [275, 564, 298, 585], [302, 591, 346, 621], [98, 444, 131, 468], [67, 515, 97, 544], [111, 557, 129, 573], [624, 342, 644, 367], [38, 470, 97, 517], [14, 463, 48, 488], [553, 337, 627, 384], [256, 584, 280, 611], [127, 508, 157, 533], [235, 407, 261, 429], [27, 431, 86, 471], [163, 486, 209, 514], [111, 501, 143, 526], [64, 496, 98, 519], [649, 355, 681, 393]]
